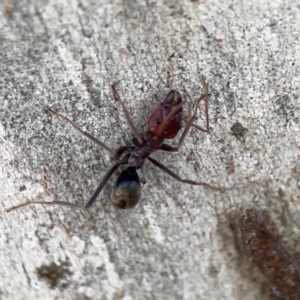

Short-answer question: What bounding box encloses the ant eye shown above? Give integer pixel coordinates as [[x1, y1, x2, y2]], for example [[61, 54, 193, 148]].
[[156, 118, 161, 125]]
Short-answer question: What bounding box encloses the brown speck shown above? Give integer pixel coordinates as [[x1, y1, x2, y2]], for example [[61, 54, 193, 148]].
[[291, 167, 298, 179], [4, 0, 15, 17], [121, 47, 134, 56], [231, 121, 248, 141], [226, 160, 235, 175], [36, 260, 72, 290], [86, 221, 94, 229], [215, 38, 224, 46], [277, 188, 285, 197], [81, 72, 91, 86]]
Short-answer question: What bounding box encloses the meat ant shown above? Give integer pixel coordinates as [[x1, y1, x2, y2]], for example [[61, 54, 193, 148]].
[[7, 84, 220, 212]]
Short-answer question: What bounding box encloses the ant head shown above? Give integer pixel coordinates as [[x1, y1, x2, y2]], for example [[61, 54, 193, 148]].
[[147, 90, 183, 139]]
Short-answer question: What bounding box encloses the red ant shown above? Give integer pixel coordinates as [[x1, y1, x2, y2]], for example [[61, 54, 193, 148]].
[[7, 84, 220, 212]]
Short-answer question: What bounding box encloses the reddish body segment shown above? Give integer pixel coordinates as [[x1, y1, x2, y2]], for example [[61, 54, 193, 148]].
[[147, 90, 183, 139]]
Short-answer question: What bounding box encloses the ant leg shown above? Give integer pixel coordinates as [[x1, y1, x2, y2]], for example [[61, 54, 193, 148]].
[[84, 163, 121, 209], [159, 84, 209, 153], [147, 156, 221, 191], [116, 146, 131, 157], [111, 85, 143, 145], [6, 199, 84, 213], [6, 163, 121, 212], [177, 84, 209, 148], [159, 143, 177, 152], [48, 108, 116, 156], [183, 85, 210, 133]]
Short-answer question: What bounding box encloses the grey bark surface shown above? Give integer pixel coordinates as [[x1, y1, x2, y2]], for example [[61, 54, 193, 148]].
[[1, 0, 300, 299]]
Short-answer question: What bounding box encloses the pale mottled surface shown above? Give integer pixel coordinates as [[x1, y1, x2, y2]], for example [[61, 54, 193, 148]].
[[1, 0, 300, 299]]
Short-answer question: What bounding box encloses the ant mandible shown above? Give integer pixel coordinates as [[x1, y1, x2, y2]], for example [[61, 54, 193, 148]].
[[7, 84, 220, 212]]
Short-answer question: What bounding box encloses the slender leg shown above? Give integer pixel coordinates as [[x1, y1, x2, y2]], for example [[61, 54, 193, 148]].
[[116, 146, 130, 157], [111, 85, 143, 145], [159, 84, 209, 153], [183, 85, 210, 133], [147, 156, 221, 191], [6, 199, 85, 213], [6, 163, 121, 212], [48, 108, 116, 156], [84, 163, 121, 208], [189, 90, 209, 132], [159, 143, 178, 152]]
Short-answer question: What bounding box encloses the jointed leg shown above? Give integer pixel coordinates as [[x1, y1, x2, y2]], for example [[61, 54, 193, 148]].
[[84, 163, 121, 208], [183, 85, 210, 133], [192, 85, 209, 132], [6, 163, 121, 212], [159, 84, 210, 153], [48, 108, 116, 156], [147, 156, 221, 191], [111, 85, 143, 145], [116, 146, 132, 157], [6, 198, 85, 213]]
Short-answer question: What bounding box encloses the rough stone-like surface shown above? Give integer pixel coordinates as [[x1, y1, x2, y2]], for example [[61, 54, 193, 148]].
[[1, 0, 300, 299], [240, 209, 300, 299]]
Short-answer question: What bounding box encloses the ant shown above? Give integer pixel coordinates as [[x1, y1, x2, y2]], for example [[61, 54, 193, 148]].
[[7, 84, 220, 212]]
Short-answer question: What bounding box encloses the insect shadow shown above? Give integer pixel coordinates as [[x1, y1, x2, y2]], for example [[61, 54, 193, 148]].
[[7, 84, 221, 212]]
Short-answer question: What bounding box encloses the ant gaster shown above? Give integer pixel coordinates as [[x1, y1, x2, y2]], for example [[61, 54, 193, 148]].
[[7, 84, 220, 212]]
